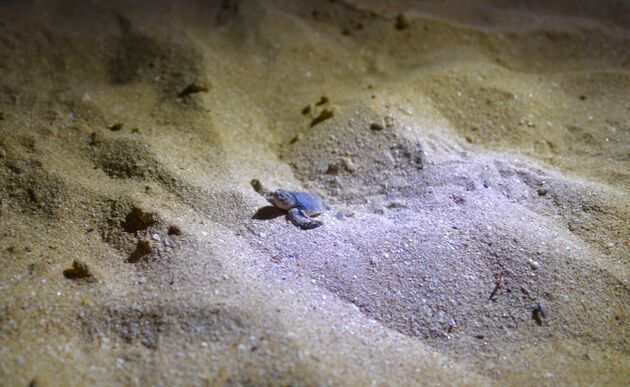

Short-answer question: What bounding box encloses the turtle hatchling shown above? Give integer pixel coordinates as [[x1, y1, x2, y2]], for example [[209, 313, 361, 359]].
[[252, 179, 330, 230]]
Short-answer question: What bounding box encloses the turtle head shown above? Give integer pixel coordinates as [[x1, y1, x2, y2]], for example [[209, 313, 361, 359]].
[[272, 189, 296, 210]]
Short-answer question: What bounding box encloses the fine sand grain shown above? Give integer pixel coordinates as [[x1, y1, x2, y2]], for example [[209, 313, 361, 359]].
[[0, 0, 629, 385]]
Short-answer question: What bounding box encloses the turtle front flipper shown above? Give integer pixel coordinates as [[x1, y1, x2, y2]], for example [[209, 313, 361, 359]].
[[251, 179, 274, 204], [288, 208, 322, 230]]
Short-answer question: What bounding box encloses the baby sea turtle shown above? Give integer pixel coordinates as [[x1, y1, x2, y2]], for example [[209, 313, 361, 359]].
[[251, 179, 330, 230]]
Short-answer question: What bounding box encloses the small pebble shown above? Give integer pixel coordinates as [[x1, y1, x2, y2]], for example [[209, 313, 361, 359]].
[[178, 83, 209, 97], [326, 162, 341, 175], [395, 13, 410, 30], [315, 96, 329, 106], [108, 123, 123, 131], [372, 206, 385, 215], [341, 157, 355, 172], [168, 225, 182, 236], [310, 109, 334, 127], [537, 187, 548, 196], [370, 122, 384, 131], [163, 237, 172, 247], [289, 133, 302, 144], [327, 157, 355, 174], [63, 259, 94, 280], [532, 302, 546, 325], [152, 233, 161, 241], [527, 259, 541, 271]]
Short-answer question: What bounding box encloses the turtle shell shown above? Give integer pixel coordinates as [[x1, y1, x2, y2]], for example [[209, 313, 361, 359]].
[[291, 192, 328, 215]]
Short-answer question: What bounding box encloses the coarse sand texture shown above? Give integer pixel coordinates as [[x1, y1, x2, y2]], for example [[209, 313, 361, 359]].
[[0, 0, 629, 385]]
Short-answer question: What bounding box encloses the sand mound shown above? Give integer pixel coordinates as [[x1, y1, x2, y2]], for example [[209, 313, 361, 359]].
[[282, 102, 425, 200]]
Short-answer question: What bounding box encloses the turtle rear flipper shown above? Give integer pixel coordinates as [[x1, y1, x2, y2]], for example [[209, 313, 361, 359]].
[[288, 208, 322, 230]]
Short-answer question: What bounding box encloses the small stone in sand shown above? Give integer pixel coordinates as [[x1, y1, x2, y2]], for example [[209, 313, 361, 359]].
[[122, 208, 157, 234], [178, 83, 209, 98], [395, 14, 411, 30], [341, 157, 355, 172], [315, 96, 329, 106], [168, 225, 182, 236], [532, 302, 546, 326], [527, 259, 541, 271], [289, 133, 302, 144], [128, 240, 152, 263], [371, 206, 385, 215], [370, 122, 384, 131], [384, 115, 396, 128], [326, 157, 355, 174], [108, 123, 123, 131], [63, 259, 94, 280], [310, 109, 334, 127], [537, 187, 548, 196], [326, 162, 341, 175], [335, 211, 355, 220]]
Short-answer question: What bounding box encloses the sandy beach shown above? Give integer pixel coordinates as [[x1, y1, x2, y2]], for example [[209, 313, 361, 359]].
[[0, 0, 629, 385]]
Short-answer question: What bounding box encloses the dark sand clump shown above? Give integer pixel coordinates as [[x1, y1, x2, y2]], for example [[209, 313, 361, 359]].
[[0, 0, 628, 385]]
